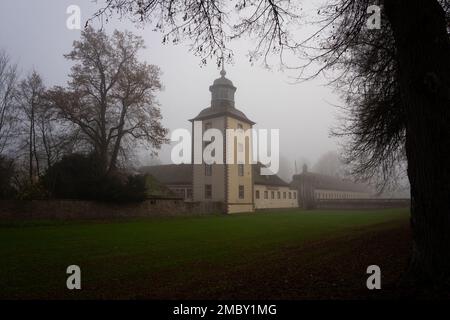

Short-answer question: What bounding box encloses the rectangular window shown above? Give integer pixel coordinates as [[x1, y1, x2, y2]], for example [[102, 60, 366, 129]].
[[205, 164, 212, 176], [238, 164, 244, 176], [205, 184, 212, 199], [271, 191, 275, 199], [277, 191, 281, 199], [294, 192, 297, 199], [187, 188, 193, 199], [255, 190, 260, 199], [289, 192, 292, 199], [283, 192, 286, 199], [264, 191, 268, 199], [239, 185, 245, 199]]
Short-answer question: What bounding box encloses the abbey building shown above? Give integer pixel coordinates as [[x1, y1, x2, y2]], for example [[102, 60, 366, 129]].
[[141, 68, 371, 213], [142, 67, 297, 213]]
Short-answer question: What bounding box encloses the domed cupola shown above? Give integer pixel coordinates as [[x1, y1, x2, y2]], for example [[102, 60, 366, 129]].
[[209, 65, 236, 108]]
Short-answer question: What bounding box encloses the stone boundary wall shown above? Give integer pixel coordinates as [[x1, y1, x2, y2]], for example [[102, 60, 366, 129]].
[[0, 199, 225, 220], [315, 198, 410, 210]]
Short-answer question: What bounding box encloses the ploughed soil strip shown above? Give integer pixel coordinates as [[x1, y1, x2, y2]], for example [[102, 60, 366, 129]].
[[129, 221, 413, 300]]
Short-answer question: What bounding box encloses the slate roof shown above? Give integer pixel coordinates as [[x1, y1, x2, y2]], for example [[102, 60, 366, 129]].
[[291, 172, 371, 193], [139, 163, 291, 188], [140, 164, 193, 185], [212, 76, 234, 87], [252, 163, 291, 187], [190, 105, 255, 125]]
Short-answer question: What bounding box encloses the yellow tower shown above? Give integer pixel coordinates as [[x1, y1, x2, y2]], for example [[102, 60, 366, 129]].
[[190, 66, 255, 213]]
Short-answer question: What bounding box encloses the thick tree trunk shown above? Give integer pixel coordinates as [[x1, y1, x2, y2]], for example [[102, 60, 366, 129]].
[[385, 0, 450, 290], [107, 103, 128, 174], [97, 144, 109, 175]]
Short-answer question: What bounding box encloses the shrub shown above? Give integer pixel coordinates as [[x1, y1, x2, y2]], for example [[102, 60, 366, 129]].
[[0, 156, 17, 199], [16, 181, 49, 200], [42, 154, 147, 202], [93, 174, 147, 202], [42, 153, 99, 199]]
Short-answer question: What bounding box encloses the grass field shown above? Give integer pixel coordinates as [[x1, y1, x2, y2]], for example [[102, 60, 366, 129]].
[[0, 208, 409, 299]]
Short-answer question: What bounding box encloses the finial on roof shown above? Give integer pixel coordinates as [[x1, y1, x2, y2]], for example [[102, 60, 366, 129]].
[[220, 55, 226, 77]]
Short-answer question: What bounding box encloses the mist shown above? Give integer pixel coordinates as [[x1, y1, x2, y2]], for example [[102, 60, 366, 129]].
[[0, 0, 360, 187]]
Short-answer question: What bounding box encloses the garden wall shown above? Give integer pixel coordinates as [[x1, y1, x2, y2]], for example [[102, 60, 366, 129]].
[[0, 199, 225, 220], [315, 198, 410, 210]]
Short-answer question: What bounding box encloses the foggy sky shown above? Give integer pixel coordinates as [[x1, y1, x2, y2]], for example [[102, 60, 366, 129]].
[[0, 0, 343, 180]]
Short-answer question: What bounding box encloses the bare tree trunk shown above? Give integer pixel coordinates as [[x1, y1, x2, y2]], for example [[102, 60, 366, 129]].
[[96, 143, 109, 175], [28, 106, 34, 183], [385, 0, 450, 289], [108, 135, 122, 174], [40, 119, 52, 169], [32, 111, 40, 178], [107, 103, 127, 174]]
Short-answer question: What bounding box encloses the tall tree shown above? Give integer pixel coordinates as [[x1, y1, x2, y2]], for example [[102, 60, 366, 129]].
[[0, 50, 18, 155], [17, 71, 45, 183], [16, 71, 78, 183], [385, 0, 450, 288], [37, 95, 80, 170], [324, 0, 449, 287], [93, 0, 450, 289], [47, 27, 168, 174]]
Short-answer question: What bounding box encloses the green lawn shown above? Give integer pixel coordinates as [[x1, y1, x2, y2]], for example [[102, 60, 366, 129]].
[[0, 208, 408, 299]]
